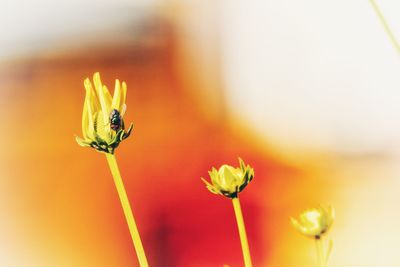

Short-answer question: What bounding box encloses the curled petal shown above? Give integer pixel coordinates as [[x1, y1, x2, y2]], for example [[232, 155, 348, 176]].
[[111, 79, 122, 111], [81, 93, 89, 139], [83, 78, 96, 139], [239, 157, 245, 170], [201, 178, 220, 195], [122, 123, 134, 140], [120, 81, 127, 111], [209, 168, 220, 188], [290, 217, 308, 236], [76, 136, 92, 147], [93, 110, 111, 142], [93, 72, 110, 127], [327, 206, 335, 227], [103, 85, 112, 108]]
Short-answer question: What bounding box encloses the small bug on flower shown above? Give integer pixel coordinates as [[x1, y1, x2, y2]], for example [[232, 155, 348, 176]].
[[109, 104, 126, 131]]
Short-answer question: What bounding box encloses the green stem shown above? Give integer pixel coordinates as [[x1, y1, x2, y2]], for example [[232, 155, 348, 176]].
[[369, 0, 400, 54], [106, 153, 149, 267], [232, 197, 252, 267], [315, 238, 325, 267]]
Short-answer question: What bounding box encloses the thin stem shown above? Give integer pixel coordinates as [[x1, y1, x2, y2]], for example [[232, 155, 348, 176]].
[[106, 153, 149, 267], [324, 239, 333, 267], [232, 197, 252, 267], [315, 238, 325, 267], [369, 0, 400, 54]]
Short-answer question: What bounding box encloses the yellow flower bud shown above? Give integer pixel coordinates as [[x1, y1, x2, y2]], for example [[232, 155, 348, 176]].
[[291, 206, 335, 239], [201, 158, 254, 198], [76, 72, 133, 154]]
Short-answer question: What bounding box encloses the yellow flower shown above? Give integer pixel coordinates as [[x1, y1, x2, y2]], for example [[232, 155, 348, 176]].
[[291, 206, 334, 239], [201, 158, 254, 198], [76, 72, 133, 154]]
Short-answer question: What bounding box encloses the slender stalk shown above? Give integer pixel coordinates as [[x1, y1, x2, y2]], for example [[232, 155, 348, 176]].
[[232, 197, 252, 267], [315, 238, 325, 267], [106, 153, 149, 267], [369, 0, 400, 54], [324, 239, 333, 267]]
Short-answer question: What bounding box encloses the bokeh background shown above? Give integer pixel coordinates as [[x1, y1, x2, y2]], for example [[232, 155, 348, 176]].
[[1, 0, 400, 266]]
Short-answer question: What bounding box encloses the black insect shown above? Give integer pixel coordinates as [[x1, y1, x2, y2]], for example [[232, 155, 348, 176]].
[[109, 109, 123, 131]]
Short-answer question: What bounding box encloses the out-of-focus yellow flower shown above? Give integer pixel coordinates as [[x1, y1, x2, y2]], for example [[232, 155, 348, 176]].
[[76, 72, 133, 154], [291, 206, 334, 239], [201, 158, 254, 198]]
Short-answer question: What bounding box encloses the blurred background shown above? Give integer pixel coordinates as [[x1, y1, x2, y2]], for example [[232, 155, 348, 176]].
[[1, 0, 400, 266]]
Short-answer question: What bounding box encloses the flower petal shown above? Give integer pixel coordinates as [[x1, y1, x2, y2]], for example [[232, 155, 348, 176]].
[[93, 72, 110, 127], [326, 206, 335, 229], [201, 177, 220, 195], [103, 85, 112, 108], [120, 81, 127, 111], [291, 217, 313, 236], [111, 79, 122, 110], [122, 123, 134, 140], [94, 110, 111, 143], [239, 157, 245, 170], [81, 93, 88, 139], [76, 136, 91, 147], [83, 78, 96, 139]]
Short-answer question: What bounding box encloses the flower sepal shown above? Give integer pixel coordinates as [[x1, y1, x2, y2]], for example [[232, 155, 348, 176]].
[[76, 122, 133, 154]]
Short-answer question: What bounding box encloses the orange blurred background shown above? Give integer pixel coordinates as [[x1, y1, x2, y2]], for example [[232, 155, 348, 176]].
[[2, 1, 400, 267]]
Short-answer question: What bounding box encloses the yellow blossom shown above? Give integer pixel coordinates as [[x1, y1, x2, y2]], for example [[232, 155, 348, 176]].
[[201, 158, 254, 198], [291, 206, 334, 239], [76, 72, 133, 154]]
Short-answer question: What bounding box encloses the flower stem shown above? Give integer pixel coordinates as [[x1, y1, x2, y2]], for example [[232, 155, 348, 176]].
[[232, 197, 252, 267], [105, 153, 149, 267], [369, 0, 400, 54], [315, 238, 325, 267]]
